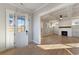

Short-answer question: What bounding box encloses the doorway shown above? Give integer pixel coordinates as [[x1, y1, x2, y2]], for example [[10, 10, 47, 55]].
[[6, 9, 29, 48], [14, 14, 28, 48]]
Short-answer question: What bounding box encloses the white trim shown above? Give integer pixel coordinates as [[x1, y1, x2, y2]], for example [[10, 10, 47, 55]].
[[33, 3, 49, 13]]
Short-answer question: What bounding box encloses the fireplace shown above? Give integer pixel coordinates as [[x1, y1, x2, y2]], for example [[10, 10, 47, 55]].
[[61, 31, 67, 36], [59, 27, 72, 37]]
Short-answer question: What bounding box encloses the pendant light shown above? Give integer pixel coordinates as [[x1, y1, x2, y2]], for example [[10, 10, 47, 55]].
[[59, 15, 63, 20]]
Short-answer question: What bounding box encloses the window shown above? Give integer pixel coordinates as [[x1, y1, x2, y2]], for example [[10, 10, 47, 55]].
[[8, 14, 14, 32], [17, 16, 25, 32]]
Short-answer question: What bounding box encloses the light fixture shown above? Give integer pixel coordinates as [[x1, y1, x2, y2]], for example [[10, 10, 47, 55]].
[[59, 15, 63, 20], [20, 3, 24, 5]]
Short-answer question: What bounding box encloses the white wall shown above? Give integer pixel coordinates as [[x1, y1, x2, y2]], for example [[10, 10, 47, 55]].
[[0, 8, 6, 51], [28, 15, 33, 43], [59, 19, 72, 26], [33, 14, 41, 44], [41, 20, 59, 36], [53, 25, 59, 34], [72, 19, 79, 37]]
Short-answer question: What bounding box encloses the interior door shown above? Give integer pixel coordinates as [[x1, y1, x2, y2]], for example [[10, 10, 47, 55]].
[[14, 15, 28, 48]]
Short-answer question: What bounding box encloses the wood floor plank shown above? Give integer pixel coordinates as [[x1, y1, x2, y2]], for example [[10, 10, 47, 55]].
[[0, 34, 79, 55]]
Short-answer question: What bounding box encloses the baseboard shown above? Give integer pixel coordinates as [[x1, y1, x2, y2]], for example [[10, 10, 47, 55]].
[[33, 40, 40, 45]]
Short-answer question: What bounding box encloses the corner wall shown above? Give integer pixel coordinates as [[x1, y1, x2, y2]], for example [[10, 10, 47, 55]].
[[33, 14, 41, 44]]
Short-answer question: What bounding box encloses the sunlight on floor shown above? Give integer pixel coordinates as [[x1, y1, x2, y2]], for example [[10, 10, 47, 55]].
[[37, 43, 79, 50]]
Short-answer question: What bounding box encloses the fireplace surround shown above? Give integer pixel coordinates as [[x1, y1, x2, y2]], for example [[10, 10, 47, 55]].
[[59, 26, 72, 37]]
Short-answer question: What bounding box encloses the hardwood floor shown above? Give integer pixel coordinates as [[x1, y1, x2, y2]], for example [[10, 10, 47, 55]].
[[41, 34, 79, 55], [0, 44, 70, 55], [0, 34, 79, 55]]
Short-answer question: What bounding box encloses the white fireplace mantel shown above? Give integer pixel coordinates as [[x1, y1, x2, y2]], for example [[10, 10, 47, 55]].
[[59, 28, 72, 37]]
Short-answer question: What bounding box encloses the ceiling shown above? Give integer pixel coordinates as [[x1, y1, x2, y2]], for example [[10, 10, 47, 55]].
[[0, 3, 73, 15], [9, 3, 48, 13], [41, 3, 79, 21], [8, 3, 63, 14], [41, 8, 68, 21]]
